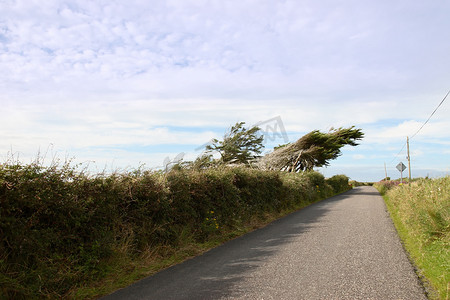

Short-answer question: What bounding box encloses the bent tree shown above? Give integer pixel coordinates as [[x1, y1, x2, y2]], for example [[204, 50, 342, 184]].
[[206, 122, 264, 165], [260, 126, 364, 172]]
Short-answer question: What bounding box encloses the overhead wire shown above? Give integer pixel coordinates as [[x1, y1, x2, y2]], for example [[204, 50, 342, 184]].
[[389, 88, 449, 163], [410, 89, 450, 140], [390, 141, 407, 163]]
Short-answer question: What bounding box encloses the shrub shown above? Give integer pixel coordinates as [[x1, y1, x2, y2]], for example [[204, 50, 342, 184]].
[[279, 172, 312, 208], [0, 161, 349, 298], [0, 162, 118, 297], [374, 180, 401, 195], [326, 174, 350, 194]]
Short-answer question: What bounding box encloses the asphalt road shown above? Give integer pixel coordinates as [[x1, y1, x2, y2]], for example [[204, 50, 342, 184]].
[[102, 186, 427, 300]]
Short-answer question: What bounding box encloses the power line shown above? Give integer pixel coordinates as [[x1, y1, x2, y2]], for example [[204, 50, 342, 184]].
[[410, 89, 450, 139], [390, 88, 449, 163], [390, 141, 407, 163]]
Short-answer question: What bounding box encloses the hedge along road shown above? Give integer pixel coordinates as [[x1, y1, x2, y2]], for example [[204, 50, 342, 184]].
[[102, 186, 426, 300]]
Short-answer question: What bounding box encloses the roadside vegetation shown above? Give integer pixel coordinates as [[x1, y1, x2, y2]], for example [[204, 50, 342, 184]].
[[0, 161, 350, 298], [1, 122, 362, 298], [349, 180, 373, 187], [374, 178, 450, 300]]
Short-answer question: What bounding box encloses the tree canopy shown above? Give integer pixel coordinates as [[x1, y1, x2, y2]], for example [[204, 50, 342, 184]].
[[206, 122, 264, 165], [259, 126, 364, 172]]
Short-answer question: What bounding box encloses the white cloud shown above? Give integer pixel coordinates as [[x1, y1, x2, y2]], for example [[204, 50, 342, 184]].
[[2, 0, 448, 97], [352, 154, 365, 160], [1, 0, 450, 181], [368, 118, 450, 144]]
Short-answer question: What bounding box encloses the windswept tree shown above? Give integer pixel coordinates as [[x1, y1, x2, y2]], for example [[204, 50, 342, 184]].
[[173, 153, 217, 171], [206, 122, 264, 165], [259, 126, 364, 172]]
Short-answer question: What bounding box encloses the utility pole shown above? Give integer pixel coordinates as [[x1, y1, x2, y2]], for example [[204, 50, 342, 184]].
[[407, 136, 411, 182], [384, 162, 388, 180]]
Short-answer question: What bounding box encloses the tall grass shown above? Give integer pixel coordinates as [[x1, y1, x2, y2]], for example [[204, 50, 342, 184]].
[[0, 160, 350, 299], [375, 177, 449, 299]]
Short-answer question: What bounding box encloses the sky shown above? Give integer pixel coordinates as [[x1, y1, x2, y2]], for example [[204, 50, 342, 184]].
[[1, 0, 449, 182]]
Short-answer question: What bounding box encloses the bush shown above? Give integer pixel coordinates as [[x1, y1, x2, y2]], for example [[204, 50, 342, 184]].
[[349, 180, 373, 187], [373, 180, 402, 195], [326, 175, 350, 194], [0, 162, 349, 298], [0, 163, 119, 297], [279, 172, 312, 208]]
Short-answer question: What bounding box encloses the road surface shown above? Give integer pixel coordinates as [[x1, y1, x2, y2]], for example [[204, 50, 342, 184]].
[[103, 186, 426, 300]]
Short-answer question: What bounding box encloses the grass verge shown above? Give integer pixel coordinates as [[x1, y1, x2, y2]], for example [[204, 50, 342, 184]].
[[375, 178, 449, 300]]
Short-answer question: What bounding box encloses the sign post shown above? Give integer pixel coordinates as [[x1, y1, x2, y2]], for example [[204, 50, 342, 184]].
[[396, 162, 407, 184]]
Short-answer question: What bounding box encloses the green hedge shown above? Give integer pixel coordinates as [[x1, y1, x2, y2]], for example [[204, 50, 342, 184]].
[[0, 162, 350, 298]]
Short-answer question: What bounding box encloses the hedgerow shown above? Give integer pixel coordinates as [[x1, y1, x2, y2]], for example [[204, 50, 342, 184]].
[[0, 161, 350, 298]]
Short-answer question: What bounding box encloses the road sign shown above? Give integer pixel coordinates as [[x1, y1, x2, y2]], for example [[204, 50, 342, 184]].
[[396, 162, 407, 184], [396, 162, 407, 172]]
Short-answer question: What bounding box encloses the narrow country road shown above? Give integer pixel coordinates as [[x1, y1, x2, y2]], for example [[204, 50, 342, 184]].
[[102, 186, 427, 300]]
